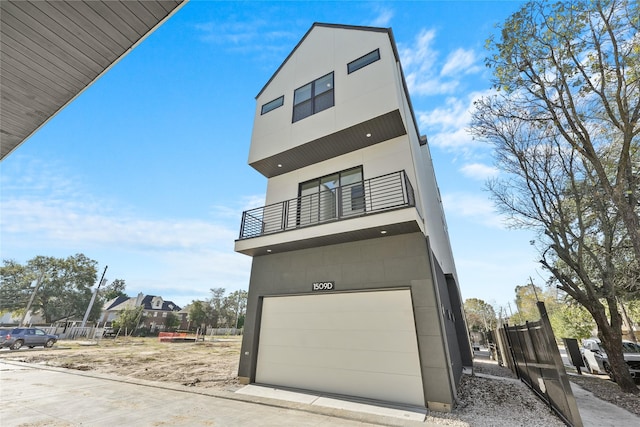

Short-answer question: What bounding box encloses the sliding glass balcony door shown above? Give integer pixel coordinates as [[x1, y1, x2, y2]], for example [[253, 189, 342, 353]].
[[297, 167, 363, 226]]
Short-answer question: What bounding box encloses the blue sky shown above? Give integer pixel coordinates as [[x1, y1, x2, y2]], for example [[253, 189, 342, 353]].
[[0, 0, 541, 314]]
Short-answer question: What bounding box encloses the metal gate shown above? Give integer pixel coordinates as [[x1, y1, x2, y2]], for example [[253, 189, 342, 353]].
[[497, 302, 582, 427]]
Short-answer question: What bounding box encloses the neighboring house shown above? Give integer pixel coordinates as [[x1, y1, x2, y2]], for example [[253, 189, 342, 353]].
[[234, 23, 472, 411], [101, 293, 183, 331], [0, 310, 45, 326]]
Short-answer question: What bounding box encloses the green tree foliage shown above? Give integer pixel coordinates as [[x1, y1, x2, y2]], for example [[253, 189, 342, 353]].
[[112, 305, 143, 334], [185, 288, 248, 329], [511, 284, 543, 324], [225, 290, 248, 329], [187, 300, 215, 329], [0, 260, 34, 313], [30, 255, 99, 324], [472, 0, 639, 392], [511, 284, 596, 340], [164, 312, 180, 331], [464, 298, 497, 332], [0, 255, 100, 324], [102, 279, 127, 301], [209, 287, 226, 326], [484, 0, 640, 262], [548, 301, 595, 341]]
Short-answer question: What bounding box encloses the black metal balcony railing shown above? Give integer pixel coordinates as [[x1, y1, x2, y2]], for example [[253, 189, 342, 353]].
[[239, 170, 415, 240]]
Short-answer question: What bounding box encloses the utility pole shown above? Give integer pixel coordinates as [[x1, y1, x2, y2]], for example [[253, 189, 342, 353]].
[[81, 266, 108, 328], [529, 277, 540, 301], [19, 271, 45, 327]]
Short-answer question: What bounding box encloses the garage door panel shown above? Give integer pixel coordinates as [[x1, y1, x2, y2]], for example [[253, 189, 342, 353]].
[[256, 290, 424, 406], [259, 328, 420, 353], [256, 361, 425, 407], [257, 344, 421, 375], [264, 291, 411, 313], [262, 311, 415, 331]]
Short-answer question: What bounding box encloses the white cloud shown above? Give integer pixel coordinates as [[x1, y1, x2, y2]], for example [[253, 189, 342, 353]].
[[399, 29, 451, 96], [460, 163, 499, 180], [194, 18, 296, 62], [399, 28, 438, 71], [417, 89, 495, 152], [441, 48, 482, 77], [441, 191, 505, 228], [418, 96, 470, 130], [399, 29, 483, 97], [209, 194, 265, 220], [1, 197, 235, 251], [368, 5, 394, 27]]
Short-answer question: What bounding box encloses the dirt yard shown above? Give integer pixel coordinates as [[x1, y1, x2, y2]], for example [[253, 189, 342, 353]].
[[0, 336, 243, 391]]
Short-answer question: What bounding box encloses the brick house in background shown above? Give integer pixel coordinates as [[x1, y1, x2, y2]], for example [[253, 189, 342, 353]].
[[101, 293, 184, 331]]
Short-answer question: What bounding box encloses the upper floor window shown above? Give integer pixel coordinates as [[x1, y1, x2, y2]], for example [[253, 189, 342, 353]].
[[348, 49, 380, 74], [293, 72, 334, 122], [261, 96, 284, 115]]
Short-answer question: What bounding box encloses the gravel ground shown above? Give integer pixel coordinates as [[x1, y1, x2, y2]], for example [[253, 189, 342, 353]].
[[459, 357, 640, 426], [423, 358, 565, 427]]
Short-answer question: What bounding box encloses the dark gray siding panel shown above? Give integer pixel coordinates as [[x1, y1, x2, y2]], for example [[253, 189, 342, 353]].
[[238, 232, 456, 407]]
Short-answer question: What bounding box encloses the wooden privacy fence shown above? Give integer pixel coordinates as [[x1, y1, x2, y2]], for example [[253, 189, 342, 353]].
[[496, 302, 583, 427]]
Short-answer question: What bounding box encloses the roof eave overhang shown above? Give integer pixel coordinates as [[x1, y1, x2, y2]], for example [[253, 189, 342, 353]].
[[0, 0, 189, 161]]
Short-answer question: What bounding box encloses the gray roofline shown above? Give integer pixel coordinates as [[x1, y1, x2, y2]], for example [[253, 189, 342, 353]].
[[254, 22, 422, 144]]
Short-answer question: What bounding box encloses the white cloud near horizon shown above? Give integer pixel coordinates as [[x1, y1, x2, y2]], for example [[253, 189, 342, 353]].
[[0, 156, 255, 305], [2, 196, 237, 251]]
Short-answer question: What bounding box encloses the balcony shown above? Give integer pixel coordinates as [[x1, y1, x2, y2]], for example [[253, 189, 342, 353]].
[[238, 170, 416, 241]]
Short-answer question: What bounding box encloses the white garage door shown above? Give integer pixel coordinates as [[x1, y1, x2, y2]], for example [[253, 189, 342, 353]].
[[255, 289, 425, 407]]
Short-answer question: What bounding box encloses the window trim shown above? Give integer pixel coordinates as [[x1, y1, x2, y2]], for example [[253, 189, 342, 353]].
[[292, 72, 334, 123], [347, 49, 380, 74], [261, 95, 284, 115]]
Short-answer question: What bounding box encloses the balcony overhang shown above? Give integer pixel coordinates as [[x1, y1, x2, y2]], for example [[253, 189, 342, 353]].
[[235, 207, 424, 257], [249, 109, 407, 178]]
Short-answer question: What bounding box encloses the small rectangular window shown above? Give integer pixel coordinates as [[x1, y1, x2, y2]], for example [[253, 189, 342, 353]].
[[261, 96, 284, 115], [293, 72, 334, 122], [348, 49, 380, 74]]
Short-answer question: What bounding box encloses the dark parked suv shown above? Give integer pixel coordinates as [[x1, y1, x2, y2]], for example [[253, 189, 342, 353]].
[[0, 328, 58, 350]]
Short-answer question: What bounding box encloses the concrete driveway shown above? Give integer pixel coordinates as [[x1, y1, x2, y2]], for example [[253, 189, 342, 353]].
[[0, 361, 428, 427]]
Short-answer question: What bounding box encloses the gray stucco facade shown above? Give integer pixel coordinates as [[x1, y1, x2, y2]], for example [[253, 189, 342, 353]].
[[238, 232, 468, 409]]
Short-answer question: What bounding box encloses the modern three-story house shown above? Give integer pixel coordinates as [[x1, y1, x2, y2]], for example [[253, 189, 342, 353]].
[[234, 23, 472, 411]]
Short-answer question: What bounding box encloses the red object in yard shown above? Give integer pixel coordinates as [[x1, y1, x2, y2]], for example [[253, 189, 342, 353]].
[[158, 332, 187, 342]]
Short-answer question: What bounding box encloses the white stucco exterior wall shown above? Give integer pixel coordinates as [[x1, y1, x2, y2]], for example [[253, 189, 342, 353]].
[[250, 27, 399, 164], [246, 24, 458, 281]]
